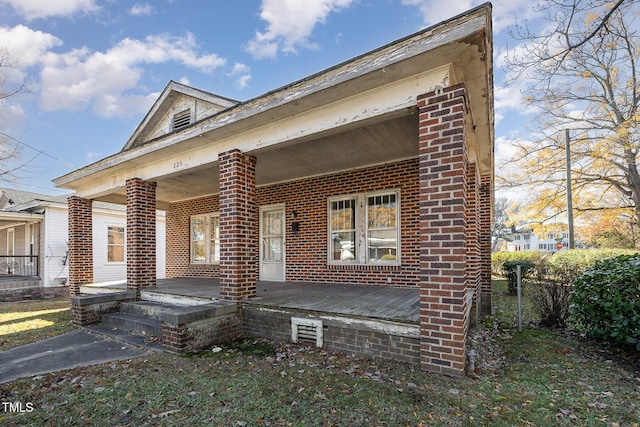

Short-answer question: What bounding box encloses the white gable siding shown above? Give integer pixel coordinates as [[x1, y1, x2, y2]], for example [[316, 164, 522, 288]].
[[146, 96, 226, 141], [42, 207, 69, 287]]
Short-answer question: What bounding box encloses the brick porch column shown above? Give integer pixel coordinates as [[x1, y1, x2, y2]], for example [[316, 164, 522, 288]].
[[68, 196, 93, 297], [418, 83, 470, 376], [479, 173, 492, 314], [466, 162, 481, 325], [218, 149, 257, 301], [126, 178, 157, 299]]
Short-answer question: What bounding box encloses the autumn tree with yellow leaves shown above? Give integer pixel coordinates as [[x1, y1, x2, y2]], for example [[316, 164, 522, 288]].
[[501, 0, 640, 247]]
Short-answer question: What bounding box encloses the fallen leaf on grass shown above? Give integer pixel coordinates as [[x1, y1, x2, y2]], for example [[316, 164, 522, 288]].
[[152, 409, 180, 418]]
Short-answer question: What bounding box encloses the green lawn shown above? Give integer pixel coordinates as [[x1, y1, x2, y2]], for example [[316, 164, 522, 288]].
[[0, 284, 638, 426], [0, 298, 73, 350]]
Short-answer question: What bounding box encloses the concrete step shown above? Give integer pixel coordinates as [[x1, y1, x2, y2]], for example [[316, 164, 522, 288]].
[[140, 289, 213, 306], [120, 301, 174, 319], [101, 313, 162, 338]]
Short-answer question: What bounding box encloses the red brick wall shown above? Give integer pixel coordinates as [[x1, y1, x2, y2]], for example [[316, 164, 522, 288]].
[[466, 162, 481, 322], [126, 178, 157, 297], [166, 195, 220, 278], [68, 196, 93, 296], [257, 159, 420, 286], [417, 83, 470, 376], [479, 173, 492, 314], [166, 158, 420, 287]]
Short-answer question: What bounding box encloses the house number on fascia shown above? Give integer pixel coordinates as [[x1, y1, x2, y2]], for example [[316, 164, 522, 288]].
[[173, 161, 183, 169]]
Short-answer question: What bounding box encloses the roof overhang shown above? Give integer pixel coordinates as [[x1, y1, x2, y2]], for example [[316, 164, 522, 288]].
[[54, 4, 493, 210], [0, 212, 43, 230]]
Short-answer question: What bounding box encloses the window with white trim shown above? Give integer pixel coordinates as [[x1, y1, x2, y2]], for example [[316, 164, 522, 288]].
[[191, 213, 220, 264], [329, 190, 400, 265], [107, 226, 125, 263]]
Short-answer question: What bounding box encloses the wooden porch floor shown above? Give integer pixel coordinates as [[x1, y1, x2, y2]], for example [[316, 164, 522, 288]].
[[83, 278, 419, 323]]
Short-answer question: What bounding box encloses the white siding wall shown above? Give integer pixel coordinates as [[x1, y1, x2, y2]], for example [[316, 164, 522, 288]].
[[92, 208, 167, 283], [156, 211, 166, 279], [93, 208, 127, 283], [43, 207, 69, 287], [40, 205, 166, 285]]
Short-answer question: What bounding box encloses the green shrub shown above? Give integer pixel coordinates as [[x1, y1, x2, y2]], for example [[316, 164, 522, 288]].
[[502, 260, 535, 295], [491, 251, 549, 276], [528, 266, 573, 328], [571, 254, 640, 350]]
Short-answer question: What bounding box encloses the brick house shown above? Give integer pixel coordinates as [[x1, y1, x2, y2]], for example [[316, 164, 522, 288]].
[[54, 4, 494, 376]]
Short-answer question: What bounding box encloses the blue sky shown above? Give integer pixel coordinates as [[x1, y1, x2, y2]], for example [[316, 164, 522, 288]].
[[0, 0, 536, 196]]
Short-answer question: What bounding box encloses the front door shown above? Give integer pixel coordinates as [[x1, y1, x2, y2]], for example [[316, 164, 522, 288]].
[[260, 205, 285, 281]]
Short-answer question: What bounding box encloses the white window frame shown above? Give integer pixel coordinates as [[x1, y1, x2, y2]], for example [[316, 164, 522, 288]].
[[190, 213, 220, 264], [25, 223, 36, 265], [328, 189, 400, 266], [107, 225, 126, 263], [7, 228, 14, 256]]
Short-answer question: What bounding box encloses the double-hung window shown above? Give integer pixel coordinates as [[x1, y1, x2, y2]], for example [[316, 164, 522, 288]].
[[329, 190, 400, 265], [191, 213, 220, 264], [107, 226, 125, 263]]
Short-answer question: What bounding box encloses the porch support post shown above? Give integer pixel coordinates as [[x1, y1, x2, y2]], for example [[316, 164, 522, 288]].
[[479, 173, 493, 314], [218, 149, 257, 301], [466, 162, 481, 326], [126, 178, 157, 299], [68, 196, 93, 297], [417, 83, 470, 376]]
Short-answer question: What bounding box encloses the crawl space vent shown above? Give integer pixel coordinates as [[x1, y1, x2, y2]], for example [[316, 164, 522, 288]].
[[291, 317, 323, 347]]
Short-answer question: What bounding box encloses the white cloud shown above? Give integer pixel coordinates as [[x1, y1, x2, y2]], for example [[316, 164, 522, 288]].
[[178, 76, 190, 85], [0, 25, 62, 68], [234, 74, 252, 90], [402, 0, 535, 33], [228, 62, 252, 89], [34, 32, 226, 117], [0, 0, 100, 20], [129, 3, 153, 16], [245, 0, 354, 59]]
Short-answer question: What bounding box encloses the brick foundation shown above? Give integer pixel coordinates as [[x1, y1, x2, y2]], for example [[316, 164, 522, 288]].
[[126, 178, 157, 298], [243, 305, 420, 364], [68, 196, 93, 297], [418, 84, 470, 376]]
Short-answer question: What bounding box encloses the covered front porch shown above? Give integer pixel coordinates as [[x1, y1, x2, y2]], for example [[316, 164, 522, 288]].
[[74, 278, 422, 364]]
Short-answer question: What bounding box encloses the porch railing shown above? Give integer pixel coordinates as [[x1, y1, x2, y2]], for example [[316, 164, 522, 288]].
[[0, 256, 39, 277]]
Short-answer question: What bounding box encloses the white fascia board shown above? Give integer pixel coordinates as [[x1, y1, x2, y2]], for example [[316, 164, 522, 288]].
[[61, 65, 451, 200]]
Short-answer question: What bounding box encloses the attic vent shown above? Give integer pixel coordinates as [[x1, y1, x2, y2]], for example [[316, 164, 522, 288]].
[[291, 317, 323, 347], [172, 109, 191, 130]]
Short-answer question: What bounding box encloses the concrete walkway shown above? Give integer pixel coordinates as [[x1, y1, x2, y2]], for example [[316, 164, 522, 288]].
[[0, 329, 159, 384]]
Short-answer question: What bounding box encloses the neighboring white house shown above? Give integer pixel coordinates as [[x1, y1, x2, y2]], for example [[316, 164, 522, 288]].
[[506, 227, 573, 253], [0, 188, 166, 289]]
